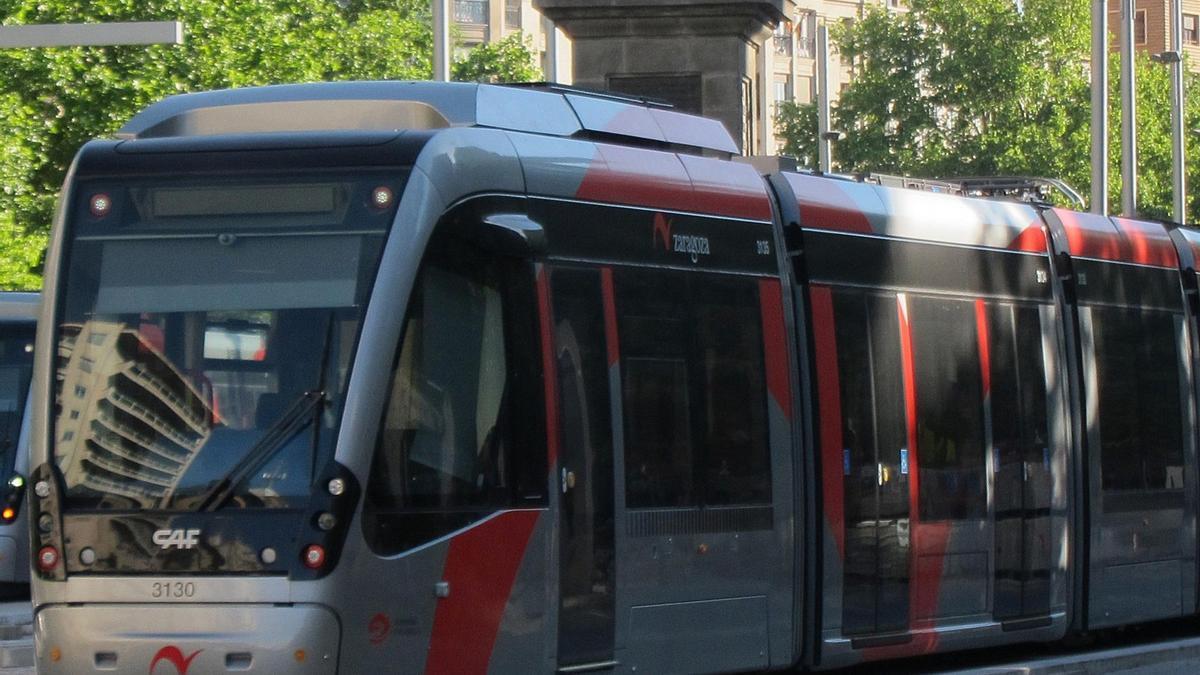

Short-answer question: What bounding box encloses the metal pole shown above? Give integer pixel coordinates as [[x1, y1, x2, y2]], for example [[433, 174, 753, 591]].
[[1120, 0, 1137, 216], [817, 24, 832, 172], [543, 16, 559, 83], [1091, 0, 1109, 215], [0, 22, 183, 48], [1171, 0, 1187, 222], [432, 0, 450, 82]]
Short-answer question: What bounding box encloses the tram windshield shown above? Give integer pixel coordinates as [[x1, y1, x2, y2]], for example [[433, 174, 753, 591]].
[[53, 173, 401, 511], [0, 321, 34, 483]]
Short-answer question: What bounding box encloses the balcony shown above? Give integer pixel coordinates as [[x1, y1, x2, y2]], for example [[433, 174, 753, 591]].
[[774, 35, 793, 57], [455, 0, 488, 25], [796, 36, 815, 59]]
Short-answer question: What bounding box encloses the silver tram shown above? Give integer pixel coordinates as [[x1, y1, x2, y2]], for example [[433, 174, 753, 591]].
[[25, 82, 1200, 673]]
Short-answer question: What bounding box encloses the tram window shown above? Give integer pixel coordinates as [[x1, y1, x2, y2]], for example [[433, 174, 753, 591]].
[[988, 305, 1051, 476], [617, 270, 770, 509], [909, 296, 986, 521], [1094, 307, 1184, 498], [362, 237, 545, 555]]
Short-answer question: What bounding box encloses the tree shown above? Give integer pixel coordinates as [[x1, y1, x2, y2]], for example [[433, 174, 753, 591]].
[[775, 0, 1200, 220], [0, 2, 551, 288], [452, 32, 542, 84]]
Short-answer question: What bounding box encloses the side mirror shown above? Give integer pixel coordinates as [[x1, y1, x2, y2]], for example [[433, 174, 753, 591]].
[[473, 214, 547, 258]]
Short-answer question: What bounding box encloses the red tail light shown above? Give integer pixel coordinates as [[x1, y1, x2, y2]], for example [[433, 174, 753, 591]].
[[37, 546, 59, 572], [302, 544, 326, 570]]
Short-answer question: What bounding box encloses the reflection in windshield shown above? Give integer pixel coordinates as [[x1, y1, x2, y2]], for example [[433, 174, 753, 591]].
[[56, 320, 215, 507], [55, 173, 396, 511], [56, 309, 356, 511]]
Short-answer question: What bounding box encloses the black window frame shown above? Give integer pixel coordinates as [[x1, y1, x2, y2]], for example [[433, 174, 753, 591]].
[[362, 232, 548, 556]]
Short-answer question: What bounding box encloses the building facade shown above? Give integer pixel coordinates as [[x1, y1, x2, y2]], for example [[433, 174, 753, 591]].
[[452, 0, 571, 82], [1106, 0, 1200, 69]]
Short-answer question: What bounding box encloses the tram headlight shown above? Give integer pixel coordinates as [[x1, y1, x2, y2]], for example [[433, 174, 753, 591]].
[[7, 475, 23, 489], [0, 507, 14, 523], [370, 186, 394, 209], [316, 512, 337, 531], [327, 478, 345, 496], [89, 193, 112, 217]]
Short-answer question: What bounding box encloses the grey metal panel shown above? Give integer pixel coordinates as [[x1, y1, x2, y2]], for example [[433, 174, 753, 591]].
[[1092, 560, 1184, 628], [0, 293, 39, 322], [477, 85, 581, 137], [116, 81, 483, 138], [626, 596, 769, 674], [33, 576, 291, 606], [34, 603, 340, 674], [565, 93, 665, 142], [508, 133, 597, 201]]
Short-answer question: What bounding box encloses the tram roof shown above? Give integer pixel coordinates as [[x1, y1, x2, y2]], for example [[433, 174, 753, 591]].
[[0, 291, 39, 322], [115, 81, 739, 156]]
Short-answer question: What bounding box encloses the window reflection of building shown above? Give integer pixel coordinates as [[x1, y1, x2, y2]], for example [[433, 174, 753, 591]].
[[56, 321, 214, 507]]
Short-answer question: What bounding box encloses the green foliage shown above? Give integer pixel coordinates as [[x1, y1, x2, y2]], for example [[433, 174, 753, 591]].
[[0, 1, 539, 288], [775, 0, 1200, 219], [452, 32, 541, 84]]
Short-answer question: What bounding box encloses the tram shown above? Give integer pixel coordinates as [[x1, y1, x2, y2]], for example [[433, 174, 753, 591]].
[[0, 292, 36, 596], [25, 81, 1200, 673]]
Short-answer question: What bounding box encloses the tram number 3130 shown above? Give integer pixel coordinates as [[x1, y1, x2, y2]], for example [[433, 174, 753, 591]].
[[151, 582, 196, 599]]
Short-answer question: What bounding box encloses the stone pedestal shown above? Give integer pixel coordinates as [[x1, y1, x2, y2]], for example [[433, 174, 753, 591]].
[[533, 0, 792, 153]]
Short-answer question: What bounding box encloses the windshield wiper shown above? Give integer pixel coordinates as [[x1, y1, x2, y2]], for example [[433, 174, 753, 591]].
[[192, 389, 325, 512]]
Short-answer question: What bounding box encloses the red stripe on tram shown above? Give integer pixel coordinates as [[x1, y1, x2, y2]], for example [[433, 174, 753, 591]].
[[600, 268, 619, 368], [425, 511, 541, 674], [808, 285, 845, 558], [975, 299, 991, 397]]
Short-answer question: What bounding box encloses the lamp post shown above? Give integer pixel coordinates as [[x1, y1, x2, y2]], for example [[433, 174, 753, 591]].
[[1091, 0, 1108, 215], [433, 0, 450, 81], [1119, 0, 1137, 216]]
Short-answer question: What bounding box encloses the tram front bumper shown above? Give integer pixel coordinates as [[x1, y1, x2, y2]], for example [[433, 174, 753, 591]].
[[34, 603, 340, 673]]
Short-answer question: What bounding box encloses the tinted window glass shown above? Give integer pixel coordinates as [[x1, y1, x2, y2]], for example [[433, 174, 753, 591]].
[[617, 270, 770, 508], [909, 296, 986, 521], [1094, 307, 1184, 496], [0, 321, 34, 480], [363, 237, 545, 555], [551, 268, 616, 665]]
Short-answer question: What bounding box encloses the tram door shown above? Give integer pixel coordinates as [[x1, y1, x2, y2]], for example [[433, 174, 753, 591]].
[[989, 305, 1053, 622], [549, 268, 617, 668], [834, 291, 912, 636]]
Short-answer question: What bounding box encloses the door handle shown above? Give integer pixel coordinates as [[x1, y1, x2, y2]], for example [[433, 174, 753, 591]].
[[561, 467, 577, 493]]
